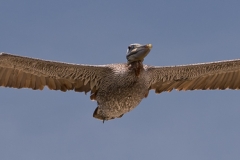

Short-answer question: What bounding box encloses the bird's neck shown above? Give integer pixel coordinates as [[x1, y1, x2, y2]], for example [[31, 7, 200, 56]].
[[128, 61, 143, 77]]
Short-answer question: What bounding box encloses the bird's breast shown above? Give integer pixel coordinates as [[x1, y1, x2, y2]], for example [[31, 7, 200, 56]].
[[95, 66, 151, 119]]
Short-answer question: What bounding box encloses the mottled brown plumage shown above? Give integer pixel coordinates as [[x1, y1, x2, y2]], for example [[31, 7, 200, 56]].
[[1, 43, 240, 121]]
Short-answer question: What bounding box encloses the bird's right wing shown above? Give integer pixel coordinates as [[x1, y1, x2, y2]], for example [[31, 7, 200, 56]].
[[147, 59, 240, 93], [0, 53, 111, 94]]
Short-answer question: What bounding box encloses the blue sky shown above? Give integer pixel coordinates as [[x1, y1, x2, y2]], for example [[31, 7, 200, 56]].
[[1, 1, 240, 160]]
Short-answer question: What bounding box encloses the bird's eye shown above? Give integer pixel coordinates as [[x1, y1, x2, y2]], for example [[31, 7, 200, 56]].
[[128, 45, 135, 50]]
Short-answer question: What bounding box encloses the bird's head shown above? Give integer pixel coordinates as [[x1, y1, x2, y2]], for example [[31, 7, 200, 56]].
[[126, 43, 152, 64]]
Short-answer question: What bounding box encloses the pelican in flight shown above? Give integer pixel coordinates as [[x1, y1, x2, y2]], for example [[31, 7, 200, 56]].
[[1, 43, 240, 122]]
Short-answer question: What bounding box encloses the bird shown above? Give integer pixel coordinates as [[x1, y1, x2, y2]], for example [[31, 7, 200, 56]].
[[1, 43, 240, 122]]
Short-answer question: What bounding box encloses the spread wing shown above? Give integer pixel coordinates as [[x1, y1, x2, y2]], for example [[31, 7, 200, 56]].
[[0, 53, 111, 94], [147, 59, 240, 93]]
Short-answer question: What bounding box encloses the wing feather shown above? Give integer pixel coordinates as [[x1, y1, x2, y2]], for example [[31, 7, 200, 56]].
[[148, 59, 240, 93], [0, 53, 111, 94]]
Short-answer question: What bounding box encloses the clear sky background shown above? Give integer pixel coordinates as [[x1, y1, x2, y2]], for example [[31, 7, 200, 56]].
[[1, 1, 240, 160]]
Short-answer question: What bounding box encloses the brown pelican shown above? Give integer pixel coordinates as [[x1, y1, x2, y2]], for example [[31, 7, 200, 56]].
[[1, 43, 240, 122]]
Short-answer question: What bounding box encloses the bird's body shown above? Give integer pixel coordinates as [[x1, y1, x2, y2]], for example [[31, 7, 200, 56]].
[[94, 63, 150, 120], [1, 43, 240, 121]]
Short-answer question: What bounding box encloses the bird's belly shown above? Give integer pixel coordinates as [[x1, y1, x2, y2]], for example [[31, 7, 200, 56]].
[[96, 80, 149, 119]]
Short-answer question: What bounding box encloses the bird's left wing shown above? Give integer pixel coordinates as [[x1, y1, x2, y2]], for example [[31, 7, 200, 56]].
[[147, 59, 240, 93], [0, 53, 111, 94]]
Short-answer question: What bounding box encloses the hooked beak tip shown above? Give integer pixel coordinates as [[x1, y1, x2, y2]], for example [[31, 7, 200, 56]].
[[146, 44, 152, 49]]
